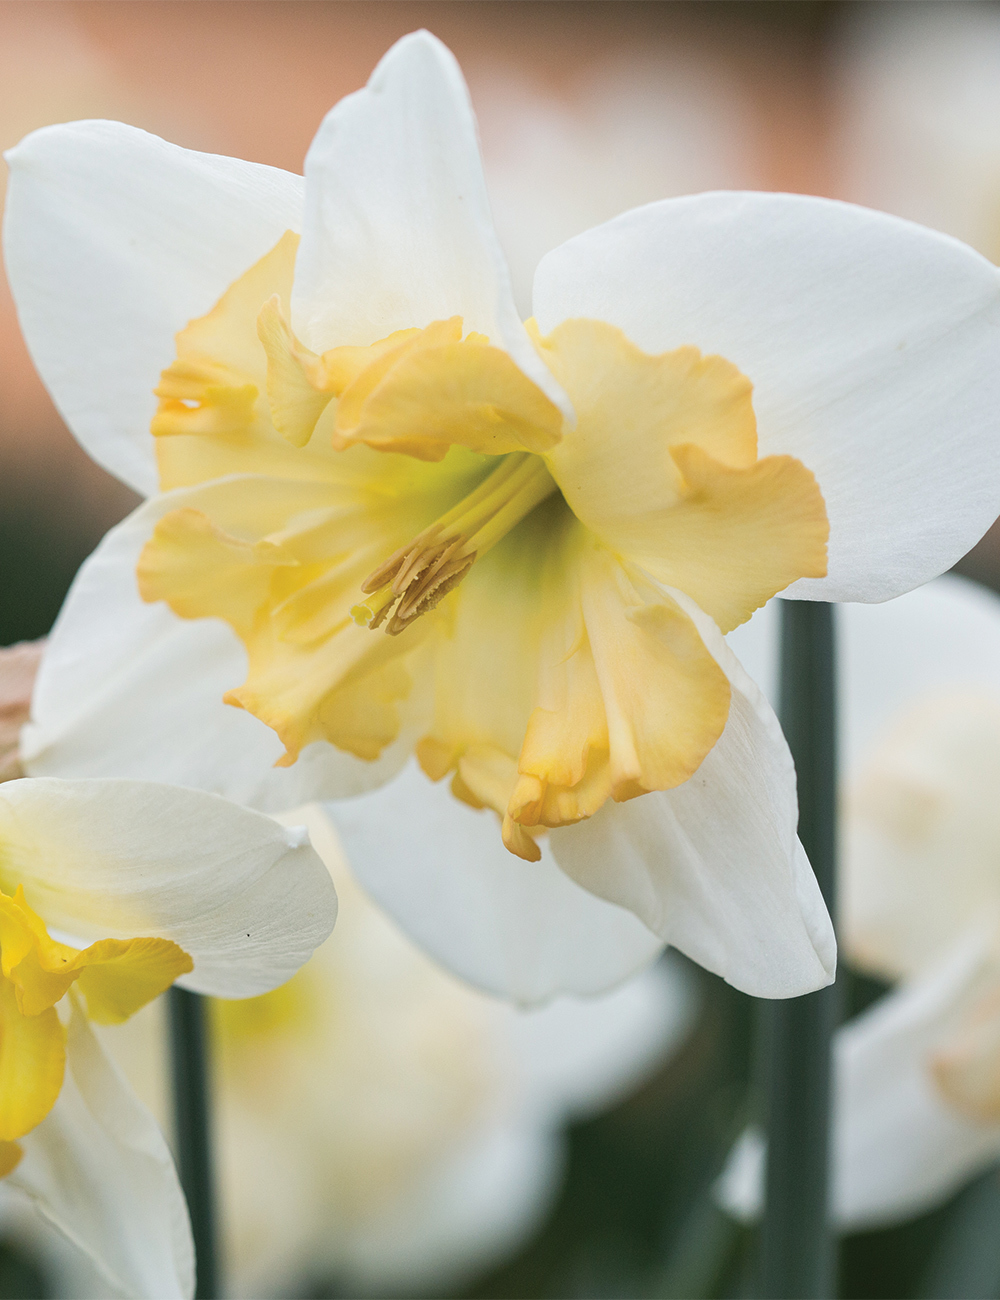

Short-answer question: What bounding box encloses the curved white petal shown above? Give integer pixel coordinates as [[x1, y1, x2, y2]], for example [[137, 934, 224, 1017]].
[[551, 593, 835, 999], [23, 491, 412, 808], [324, 761, 665, 1005], [728, 579, 1000, 975], [534, 192, 1000, 603], [3, 120, 303, 495], [718, 936, 1000, 1230], [292, 30, 570, 420], [0, 777, 337, 997], [9, 1000, 193, 1300]]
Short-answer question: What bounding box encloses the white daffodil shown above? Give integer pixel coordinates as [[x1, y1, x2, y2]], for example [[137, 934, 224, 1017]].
[[6, 32, 1000, 1004], [722, 576, 1000, 1229], [0, 763, 336, 1297], [98, 805, 692, 1298]]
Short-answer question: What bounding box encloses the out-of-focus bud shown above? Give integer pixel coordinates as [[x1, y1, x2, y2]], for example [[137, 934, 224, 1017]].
[[0, 641, 43, 782]]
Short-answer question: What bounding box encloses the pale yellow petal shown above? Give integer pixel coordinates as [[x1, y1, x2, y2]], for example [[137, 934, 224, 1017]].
[[627, 442, 828, 632], [415, 501, 729, 860], [577, 543, 731, 797], [334, 318, 564, 461], [538, 317, 827, 630], [538, 316, 757, 528], [0, 888, 191, 1024], [0, 888, 80, 1014], [152, 232, 347, 490], [73, 938, 192, 1025], [138, 508, 298, 639], [0, 978, 64, 1141], [256, 295, 334, 448]]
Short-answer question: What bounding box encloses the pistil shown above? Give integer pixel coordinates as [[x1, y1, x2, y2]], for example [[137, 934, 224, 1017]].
[[353, 453, 557, 635]]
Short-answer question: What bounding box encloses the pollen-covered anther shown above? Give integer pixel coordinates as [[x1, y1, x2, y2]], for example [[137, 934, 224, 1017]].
[[357, 451, 559, 637], [360, 532, 477, 636]]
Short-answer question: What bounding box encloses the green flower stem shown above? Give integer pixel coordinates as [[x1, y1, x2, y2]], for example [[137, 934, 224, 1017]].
[[169, 987, 219, 1300], [759, 600, 839, 1299]]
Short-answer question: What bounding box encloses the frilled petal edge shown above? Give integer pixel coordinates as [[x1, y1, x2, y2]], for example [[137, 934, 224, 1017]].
[[534, 192, 1000, 604]]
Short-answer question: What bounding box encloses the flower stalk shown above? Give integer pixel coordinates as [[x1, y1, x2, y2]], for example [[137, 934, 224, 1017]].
[[169, 988, 220, 1300], [759, 600, 839, 1298]]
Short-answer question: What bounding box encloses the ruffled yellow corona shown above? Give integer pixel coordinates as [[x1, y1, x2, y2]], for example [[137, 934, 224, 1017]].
[[140, 232, 828, 860], [0, 883, 189, 1167]]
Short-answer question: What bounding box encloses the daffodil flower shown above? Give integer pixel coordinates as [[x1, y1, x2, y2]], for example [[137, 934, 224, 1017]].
[[0, 775, 336, 1297], [101, 805, 690, 1297], [722, 576, 1000, 1228], [7, 32, 1000, 1002]]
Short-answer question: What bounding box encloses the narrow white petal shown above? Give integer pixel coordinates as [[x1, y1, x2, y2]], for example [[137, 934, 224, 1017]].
[[0, 778, 337, 997], [3, 121, 303, 495], [292, 31, 570, 419], [551, 592, 836, 999], [9, 1000, 193, 1300], [325, 761, 665, 1005], [534, 192, 1000, 602], [23, 491, 412, 807]]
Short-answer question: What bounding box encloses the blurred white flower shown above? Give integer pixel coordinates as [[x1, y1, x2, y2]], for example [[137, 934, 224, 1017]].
[[104, 805, 695, 1298], [0, 767, 335, 1297], [722, 576, 1000, 1227]]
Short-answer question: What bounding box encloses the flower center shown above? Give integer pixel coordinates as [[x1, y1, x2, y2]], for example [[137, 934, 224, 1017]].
[[352, 453, 558, 635]]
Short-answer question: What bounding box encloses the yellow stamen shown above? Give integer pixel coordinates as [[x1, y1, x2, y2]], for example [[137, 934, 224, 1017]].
[[354, 453, 557, 636]]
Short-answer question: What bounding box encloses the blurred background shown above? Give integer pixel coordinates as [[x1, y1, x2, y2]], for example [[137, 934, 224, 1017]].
[[4, 2, 1000, 1297]]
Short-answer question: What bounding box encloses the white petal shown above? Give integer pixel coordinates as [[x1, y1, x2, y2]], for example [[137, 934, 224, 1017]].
[[534, 192, 1000, 602], [551, 591, 835, 999], [9, 999, 193, 1300], [3, 121, 303, 496], [0, 777, 337, 997], [729, 579, 1000, 976], [291, 31, 570, 420], [23, 491, 412, 808], [324, 760, 665, 1005], [718, 935, 1000, 1229]]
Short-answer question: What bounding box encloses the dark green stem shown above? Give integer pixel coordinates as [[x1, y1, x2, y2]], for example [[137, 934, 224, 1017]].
[[168, 987, 219, 1300], [759, 600, 838, 1299]]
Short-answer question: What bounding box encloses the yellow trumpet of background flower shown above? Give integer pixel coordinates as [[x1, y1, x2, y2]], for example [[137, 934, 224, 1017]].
[[137, 231, 828, 860], [0, 884, 188, 1169]]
